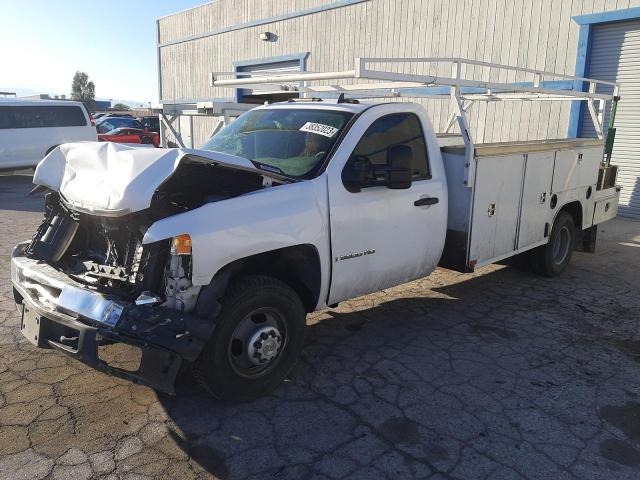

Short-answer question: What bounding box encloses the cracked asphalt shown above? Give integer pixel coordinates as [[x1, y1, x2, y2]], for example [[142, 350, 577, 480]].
[[1, 173, 640, 479]]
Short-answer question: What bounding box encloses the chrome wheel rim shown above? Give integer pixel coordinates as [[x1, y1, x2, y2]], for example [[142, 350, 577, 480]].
[[228, 307, 287, 377], [552, 226, 571, 265]]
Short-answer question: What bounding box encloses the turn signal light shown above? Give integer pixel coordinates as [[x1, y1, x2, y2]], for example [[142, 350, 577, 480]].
[[171, 234, 192, 255]]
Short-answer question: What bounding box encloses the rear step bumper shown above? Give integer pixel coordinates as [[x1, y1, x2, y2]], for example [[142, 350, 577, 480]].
[[11, 243, 215, 394]]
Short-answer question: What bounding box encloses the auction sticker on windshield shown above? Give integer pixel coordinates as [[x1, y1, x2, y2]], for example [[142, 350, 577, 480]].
[[300, 122, 339, 138]]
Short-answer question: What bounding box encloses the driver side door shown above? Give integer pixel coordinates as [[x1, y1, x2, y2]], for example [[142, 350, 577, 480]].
[[326, 105, 447, 304]]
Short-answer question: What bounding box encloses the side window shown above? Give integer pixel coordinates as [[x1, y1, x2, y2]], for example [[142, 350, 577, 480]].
[[54, 106, 87, 127], [0, 108, 11, 129], [0, 106, 86, 129], [11, 107, 42, 128], [350, 113, 430, 180]]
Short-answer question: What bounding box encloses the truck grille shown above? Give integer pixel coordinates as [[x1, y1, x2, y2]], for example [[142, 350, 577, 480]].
[[26, 193, 168, 297]]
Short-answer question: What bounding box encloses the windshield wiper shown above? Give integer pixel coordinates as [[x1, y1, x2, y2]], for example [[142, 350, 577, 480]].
[[250, 162, 302, 182], [253, 162, 286, 175]]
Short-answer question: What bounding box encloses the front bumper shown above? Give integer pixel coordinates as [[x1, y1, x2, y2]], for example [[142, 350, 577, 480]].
[[11, 243, 214, 394]]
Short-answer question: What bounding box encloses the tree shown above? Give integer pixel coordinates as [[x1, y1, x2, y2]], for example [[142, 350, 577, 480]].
[[112, 103, 131, 111], [70, 71, 95, 111]]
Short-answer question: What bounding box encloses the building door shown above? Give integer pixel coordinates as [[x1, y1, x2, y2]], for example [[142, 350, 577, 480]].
[[581, 19, 640, 219]]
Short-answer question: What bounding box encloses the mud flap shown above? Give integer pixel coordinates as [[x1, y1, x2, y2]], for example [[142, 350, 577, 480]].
[[576, 225, 598, 253]]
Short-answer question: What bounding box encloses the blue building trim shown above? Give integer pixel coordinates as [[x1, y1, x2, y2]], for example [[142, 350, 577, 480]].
[[568, 7, 640, 137], [567, 24, 593, 138], [158, 0, 369, 48], [573, 7, 640, 25], [233, 53, 310, 103]]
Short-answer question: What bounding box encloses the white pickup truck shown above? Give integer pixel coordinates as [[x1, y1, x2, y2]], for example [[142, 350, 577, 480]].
[[11, 59, 621, 400]]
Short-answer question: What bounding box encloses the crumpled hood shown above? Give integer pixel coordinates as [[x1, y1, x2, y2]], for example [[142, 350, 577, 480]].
[[33, 142, 258, 215]]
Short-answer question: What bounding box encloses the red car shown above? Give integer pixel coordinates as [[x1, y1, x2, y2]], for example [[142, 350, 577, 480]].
[[98, 127, 160, 147]]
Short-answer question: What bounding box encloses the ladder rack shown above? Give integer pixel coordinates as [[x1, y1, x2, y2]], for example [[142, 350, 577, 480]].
[[209, 56, 621, 185], [210, 57, 620, 144]]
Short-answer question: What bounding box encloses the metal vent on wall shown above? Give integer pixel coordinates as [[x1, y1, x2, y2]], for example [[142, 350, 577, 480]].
[[236, 60, 302, 104]]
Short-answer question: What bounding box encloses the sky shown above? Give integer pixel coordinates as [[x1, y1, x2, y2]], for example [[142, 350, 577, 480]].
[[0, 0, 207, 106]]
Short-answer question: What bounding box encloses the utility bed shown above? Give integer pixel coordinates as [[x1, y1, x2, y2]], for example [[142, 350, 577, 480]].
[[439, 137, 619, 271]]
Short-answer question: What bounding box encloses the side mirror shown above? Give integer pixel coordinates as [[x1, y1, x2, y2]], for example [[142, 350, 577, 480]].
[[342, 156, 373, 193], [386, 144, 413, 189]]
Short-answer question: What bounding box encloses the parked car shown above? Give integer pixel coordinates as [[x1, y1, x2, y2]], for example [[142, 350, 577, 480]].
[[98, 127, 159, 146], [137, 115, 160, 133], [105, 113, 134, 118], [95, 117, 143, 134], [0, 99, 97, 170], [92, 112, 107, 120]]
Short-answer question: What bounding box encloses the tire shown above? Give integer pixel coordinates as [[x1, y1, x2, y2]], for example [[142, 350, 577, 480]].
[[193, 275, 306, 401], [531, 211, 576, 277], [141, 136, 154, 144]]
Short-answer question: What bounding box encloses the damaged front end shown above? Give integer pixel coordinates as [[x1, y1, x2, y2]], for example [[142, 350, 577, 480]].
[[12, 150, 286, 393]]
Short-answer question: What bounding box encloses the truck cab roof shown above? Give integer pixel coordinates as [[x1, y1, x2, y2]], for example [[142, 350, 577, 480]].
[[253, 99, 377, 114]]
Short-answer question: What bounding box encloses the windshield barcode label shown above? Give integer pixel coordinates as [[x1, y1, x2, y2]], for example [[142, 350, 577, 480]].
[[300, 122, 339, 138]]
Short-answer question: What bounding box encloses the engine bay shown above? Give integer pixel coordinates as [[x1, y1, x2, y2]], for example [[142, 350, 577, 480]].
[[25, 157, 283, 309]]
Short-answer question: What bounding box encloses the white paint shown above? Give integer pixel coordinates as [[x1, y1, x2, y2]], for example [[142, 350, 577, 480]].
[[33, 141, 258, 215], [31, 101, 620, 311], [443, 140, 613, 269], [0, 99, 97, 170], [325, 102, 448, 304], [299, 122, 339, 137], [142, 178, 332, 308]]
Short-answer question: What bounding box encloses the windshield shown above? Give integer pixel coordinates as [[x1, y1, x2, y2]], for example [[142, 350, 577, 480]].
[[201, 108, 353, 178]]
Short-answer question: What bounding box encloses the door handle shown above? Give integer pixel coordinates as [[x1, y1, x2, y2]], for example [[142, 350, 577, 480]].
[[414, 197, 439, 207]]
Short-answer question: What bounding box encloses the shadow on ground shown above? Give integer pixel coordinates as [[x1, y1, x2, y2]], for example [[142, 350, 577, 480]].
[[1, 174, 639, 479], [0, 175, 44, 213], [154, 261, 640, 479]]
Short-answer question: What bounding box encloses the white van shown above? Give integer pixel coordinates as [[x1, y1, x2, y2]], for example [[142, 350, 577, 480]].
[[0, 99, 97, 171]]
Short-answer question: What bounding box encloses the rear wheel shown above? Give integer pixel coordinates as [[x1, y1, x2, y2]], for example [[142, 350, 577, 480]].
[[531, 211, 576, 277], [193, 275, 306, 401]]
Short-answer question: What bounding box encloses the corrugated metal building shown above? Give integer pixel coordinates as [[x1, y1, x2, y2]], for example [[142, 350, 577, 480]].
[[157, 0, 640, 219]]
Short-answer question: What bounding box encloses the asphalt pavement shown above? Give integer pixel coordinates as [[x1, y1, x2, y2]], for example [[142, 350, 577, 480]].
[[1, 174, 639, 479]]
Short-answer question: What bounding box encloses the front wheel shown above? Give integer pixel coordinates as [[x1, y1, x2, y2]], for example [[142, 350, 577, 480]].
[[531, 211, 576, 277], [193, 275, 306, 401]]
